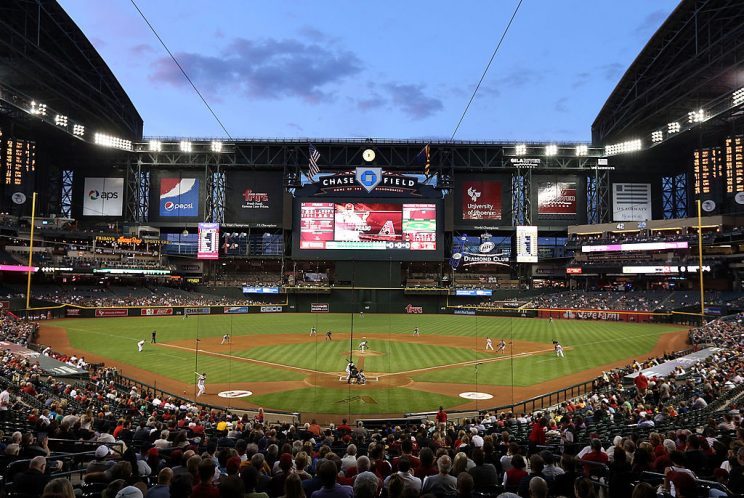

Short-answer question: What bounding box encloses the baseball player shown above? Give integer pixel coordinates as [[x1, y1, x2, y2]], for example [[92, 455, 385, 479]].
[[195, 372, 207, 396]]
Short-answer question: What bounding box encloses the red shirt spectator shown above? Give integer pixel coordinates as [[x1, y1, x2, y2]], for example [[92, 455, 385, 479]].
[[435, 407, 448, 424], [634, 372, 649, 392], [581, 439, 609, 477]]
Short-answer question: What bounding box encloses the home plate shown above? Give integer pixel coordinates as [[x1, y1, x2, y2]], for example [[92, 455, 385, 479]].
[[218, 390, 253, 398], [459, 392, 493, 400]]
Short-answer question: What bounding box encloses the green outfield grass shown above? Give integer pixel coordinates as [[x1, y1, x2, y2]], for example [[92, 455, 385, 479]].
[[54, 314, 685, 414]]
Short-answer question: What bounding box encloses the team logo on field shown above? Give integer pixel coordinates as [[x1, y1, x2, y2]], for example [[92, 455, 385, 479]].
[[218, 390, 253, 398]]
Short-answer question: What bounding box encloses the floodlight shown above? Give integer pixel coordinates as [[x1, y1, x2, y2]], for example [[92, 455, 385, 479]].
[[667, 122, 680, 134], [149, 140, 162, 152], [515, 144, 527, 156], [575, 145, 588, 156], [688, 109, 705, 123], [179, 141, 192, 152], [54, 114, 68, 127], [30, 101, 47, 116], [211, 141, 223, 153], [651, 131, 663, 143], [605, 139, 642, 156], [734, 87, 744, 106], [72, 124, 85, 137], [545, 144, 558, 156], [94, 133, 133, 151]]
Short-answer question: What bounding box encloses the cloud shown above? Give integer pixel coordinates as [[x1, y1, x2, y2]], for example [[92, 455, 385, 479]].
[[130, 44, 155, 57], [572, 72, 591, 89], [149, 36, 362, 102], [490, 67, 543, 89], [598, 63, 625, 82], [297, 26, 330, 42], [384, 83, 443, 120], [357, 93, 387, 111], [286, 122, 304, 132], [554, 97, 569, 113], [634, 9, 669, 37]]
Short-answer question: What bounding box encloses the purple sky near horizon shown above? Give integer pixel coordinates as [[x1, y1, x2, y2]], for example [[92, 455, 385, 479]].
[[59, 0, 679, 142]]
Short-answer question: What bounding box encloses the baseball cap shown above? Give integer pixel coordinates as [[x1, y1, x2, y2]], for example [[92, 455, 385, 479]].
[[115, 486, 143, 498], [95, 445, 111, 458]]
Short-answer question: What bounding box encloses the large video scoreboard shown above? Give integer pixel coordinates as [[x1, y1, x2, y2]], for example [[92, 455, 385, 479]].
[[293, 199, 442, 261]]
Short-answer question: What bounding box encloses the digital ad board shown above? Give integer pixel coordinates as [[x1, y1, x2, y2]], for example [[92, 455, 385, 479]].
[[224, 171, 284, 226], [82, 177, 124, 217], [533, 176, 585, 224], [197, 222, 220, 260], [454, 176, 510, 229], [293, 199, 442, 261], [149, 171, 205, 222], [516, 225, 538, 263]]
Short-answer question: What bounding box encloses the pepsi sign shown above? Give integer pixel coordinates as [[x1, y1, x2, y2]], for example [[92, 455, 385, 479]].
[[159, 178, 199, 217]]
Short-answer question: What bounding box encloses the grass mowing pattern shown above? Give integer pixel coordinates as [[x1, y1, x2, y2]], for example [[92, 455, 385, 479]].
[[61, 318, 304, 384], [237, 340, 476, 374], [56, 314, 683, 413], [414, 320, 672, 386]]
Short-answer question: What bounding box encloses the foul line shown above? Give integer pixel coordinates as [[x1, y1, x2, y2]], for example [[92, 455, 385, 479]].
[[159, 342, 320, 375], [378, 348, 556, 378]]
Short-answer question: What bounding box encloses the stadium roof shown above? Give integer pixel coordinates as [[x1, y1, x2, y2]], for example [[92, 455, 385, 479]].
[[592, 0, 744, 145], [0, 0, 143, 139]]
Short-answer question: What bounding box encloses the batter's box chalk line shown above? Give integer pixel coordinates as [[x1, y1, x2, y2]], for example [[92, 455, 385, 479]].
[[338, 376, 378, 382]]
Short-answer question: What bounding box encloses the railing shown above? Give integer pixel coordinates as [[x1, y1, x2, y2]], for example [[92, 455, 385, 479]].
[[407, 379, 595, 421]]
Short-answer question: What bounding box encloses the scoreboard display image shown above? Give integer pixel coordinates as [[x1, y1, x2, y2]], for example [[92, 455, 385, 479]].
[[294, 199, 442, 261]]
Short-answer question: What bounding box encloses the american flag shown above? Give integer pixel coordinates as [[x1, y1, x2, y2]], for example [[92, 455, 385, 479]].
[[308, 144, 320, 181]]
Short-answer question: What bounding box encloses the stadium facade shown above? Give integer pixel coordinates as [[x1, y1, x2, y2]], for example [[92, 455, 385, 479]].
[[0, 0, 743, 305]]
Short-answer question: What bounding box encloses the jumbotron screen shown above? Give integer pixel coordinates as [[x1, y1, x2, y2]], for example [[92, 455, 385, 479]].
[[294, 200, 442, 260]]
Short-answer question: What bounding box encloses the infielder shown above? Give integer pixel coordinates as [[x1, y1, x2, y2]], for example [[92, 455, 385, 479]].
[[137, 339, 145, 352], [485, 337, 494, 351], [553, 340, 565, 358], [496, 339, 507, 353]]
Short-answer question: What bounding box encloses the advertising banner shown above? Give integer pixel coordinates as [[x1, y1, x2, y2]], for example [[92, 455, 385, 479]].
[[242, 287, 280, 294], [140, 308, 174, 316], [311, 303, 329, 312], [454, 175, 509, 228], [95, 309, 128, 317], [197, 223, 220, 260], [516, 225, 538, 263], [224, 171, 284, 226], [461, 180, 502, 220], [612, 183, 651, 221], [455, 289, 493, 296], [150, 171, 205, 221], [83, 177, 124, 216], [184, 307, 211, 315], [537, 181, 577, 215], [260, 306, 283, 313], [174, 262, 204, 274], [538, 309, 652, 323], [65, 308, 81, 317], [405, 304, 423, 314], [224, 306, 250, 314]]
